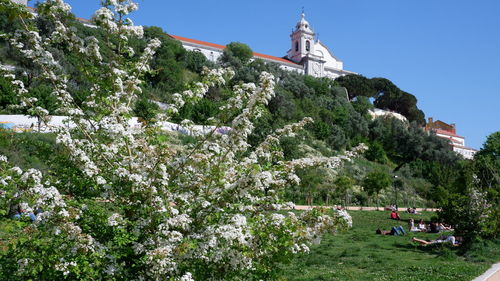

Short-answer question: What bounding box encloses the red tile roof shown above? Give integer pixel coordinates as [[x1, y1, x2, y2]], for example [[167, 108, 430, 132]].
[[433, 129, 464, 139], [169, 34, 299, 66], [170, 35, 225, 50]]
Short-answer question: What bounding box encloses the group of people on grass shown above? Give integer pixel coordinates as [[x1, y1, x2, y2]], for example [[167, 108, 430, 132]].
[[9, 203, 42, 222], [377, 209, 460, 246], [408, 218, 453, 233]]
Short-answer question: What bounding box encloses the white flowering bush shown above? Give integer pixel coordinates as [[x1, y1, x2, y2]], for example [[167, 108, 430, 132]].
[[0, 0, 364, 280]]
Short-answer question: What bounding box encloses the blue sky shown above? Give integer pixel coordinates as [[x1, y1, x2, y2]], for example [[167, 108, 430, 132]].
[[46, 0, 499, 149]]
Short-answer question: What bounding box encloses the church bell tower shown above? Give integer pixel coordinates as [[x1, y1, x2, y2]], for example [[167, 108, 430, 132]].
[[287, 12, 325, 77], [287, 12, 315, 63]]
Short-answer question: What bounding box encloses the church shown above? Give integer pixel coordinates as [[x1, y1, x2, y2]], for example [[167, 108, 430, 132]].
[[170, 13, 355, 79]]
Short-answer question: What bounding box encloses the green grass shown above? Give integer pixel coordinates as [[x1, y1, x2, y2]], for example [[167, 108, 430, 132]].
[[282, 211, 499, 281], [1, 211, 498, 280]]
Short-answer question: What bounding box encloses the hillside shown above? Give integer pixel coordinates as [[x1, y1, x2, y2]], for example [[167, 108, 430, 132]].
[[0, 6, 469, 208], [0, 2, 497, 280]]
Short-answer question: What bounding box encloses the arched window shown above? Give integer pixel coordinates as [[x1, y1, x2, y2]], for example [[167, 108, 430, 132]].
[[295, 41, 299, 52], [305, 40, 310, 51]]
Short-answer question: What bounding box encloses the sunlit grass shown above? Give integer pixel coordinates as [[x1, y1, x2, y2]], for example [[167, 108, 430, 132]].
[[282, 211, 499, 281]]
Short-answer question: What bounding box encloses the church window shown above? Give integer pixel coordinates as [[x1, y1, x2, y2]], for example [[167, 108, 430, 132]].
[[295, 41, 299, 52], [306, 40, 310, 51]]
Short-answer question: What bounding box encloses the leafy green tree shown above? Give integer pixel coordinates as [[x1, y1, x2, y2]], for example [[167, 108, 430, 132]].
[[351, 96, 374, 118], [143, 26, 186, 96], [335, 74, 376, 99], [365, 141, 388, 164], [334, 176, 353, 206], [327, 125, 347, 150], [281, 72, 313, 98], [0, 75, 16, 112], [184, 49, 208, 73], [363, 170, 392, 208], [473, 131, 500, 191], [438, 189, 498, 247], [134, 96, 159, 122], [221, 41, 253, 68], [304, 76, 334, 96]]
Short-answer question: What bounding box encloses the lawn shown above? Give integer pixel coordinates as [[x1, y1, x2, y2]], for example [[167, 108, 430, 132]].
[[1, 210, 498, 280], [282, 210, 499, 281]]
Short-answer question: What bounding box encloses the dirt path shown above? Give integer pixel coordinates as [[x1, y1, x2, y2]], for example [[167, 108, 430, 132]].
[[294, 205, 439, 212]]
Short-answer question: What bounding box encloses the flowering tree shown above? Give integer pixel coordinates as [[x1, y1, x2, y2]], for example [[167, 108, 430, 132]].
[[0, 0, 364, 280]]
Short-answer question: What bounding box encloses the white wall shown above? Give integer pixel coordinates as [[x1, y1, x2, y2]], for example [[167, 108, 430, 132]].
[[368, 109, 408, 123], [11, 0, 27, 5], [183, 44, 223, 63], [0, 115, 230, 136], [453, 146, 476, 160]]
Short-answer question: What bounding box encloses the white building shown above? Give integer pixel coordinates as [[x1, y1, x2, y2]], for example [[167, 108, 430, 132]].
[[170, 13, 355, 79], [368, 108, 408, 123], [11, 0, 27, 5], [424, 118, 478, 159]]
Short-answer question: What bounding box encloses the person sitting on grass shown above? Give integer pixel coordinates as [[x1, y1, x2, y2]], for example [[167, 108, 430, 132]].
[[437, 223, 453, 232], [376, 226, 406, 236], [408, 218, 422, 232], [412, 235, 461, 246], [12, 203, 37, 222], [390, 210, 401, 220], [418, 219, 427, 232], [428, 222, 441, 233]]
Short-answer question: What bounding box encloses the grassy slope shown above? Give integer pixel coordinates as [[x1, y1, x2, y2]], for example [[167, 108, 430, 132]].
[[1, 212, 498, 280], [283, 211, 499, 281]]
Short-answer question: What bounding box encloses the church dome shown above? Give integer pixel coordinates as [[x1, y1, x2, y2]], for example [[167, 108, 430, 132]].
[[296, 13, 313, 33]]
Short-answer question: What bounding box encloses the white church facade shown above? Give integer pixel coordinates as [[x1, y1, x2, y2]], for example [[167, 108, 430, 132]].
[[170, 13, 355, 79]]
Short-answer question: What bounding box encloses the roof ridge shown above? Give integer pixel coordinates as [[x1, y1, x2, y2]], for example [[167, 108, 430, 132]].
[[169, 34, 299, 66]]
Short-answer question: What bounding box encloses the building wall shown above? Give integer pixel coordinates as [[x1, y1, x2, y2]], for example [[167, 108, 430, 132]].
[[178, 41, 305, 74], [368, 108, 408, 123], [182, 44, 223, 63], [314, 42, 343, 70], [11, 0, 27, 5], [453, 146, 476, 160]]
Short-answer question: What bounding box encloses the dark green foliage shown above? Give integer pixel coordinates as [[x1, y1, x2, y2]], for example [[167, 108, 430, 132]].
[[221, 41, 253, 67], [363, 170, 392, 197], [437, 132, 499, 246], [134, 96, 159, 122], [184, 50, 208, 73], [334, 176, 353, 206], [143, 26, 187, 96], [473, 131, 500, 191], [351, 96, 374, 118], [438, 191, 498, 246], [365, 141, 388, 164], [0, 76, 16, 112], [335, 74, 377, 99], [177, 98, 221, 125], [336, 74, 425, 124]]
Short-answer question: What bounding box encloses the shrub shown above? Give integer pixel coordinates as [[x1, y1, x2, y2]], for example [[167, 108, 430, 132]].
[[0, 1, 364, 279]]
